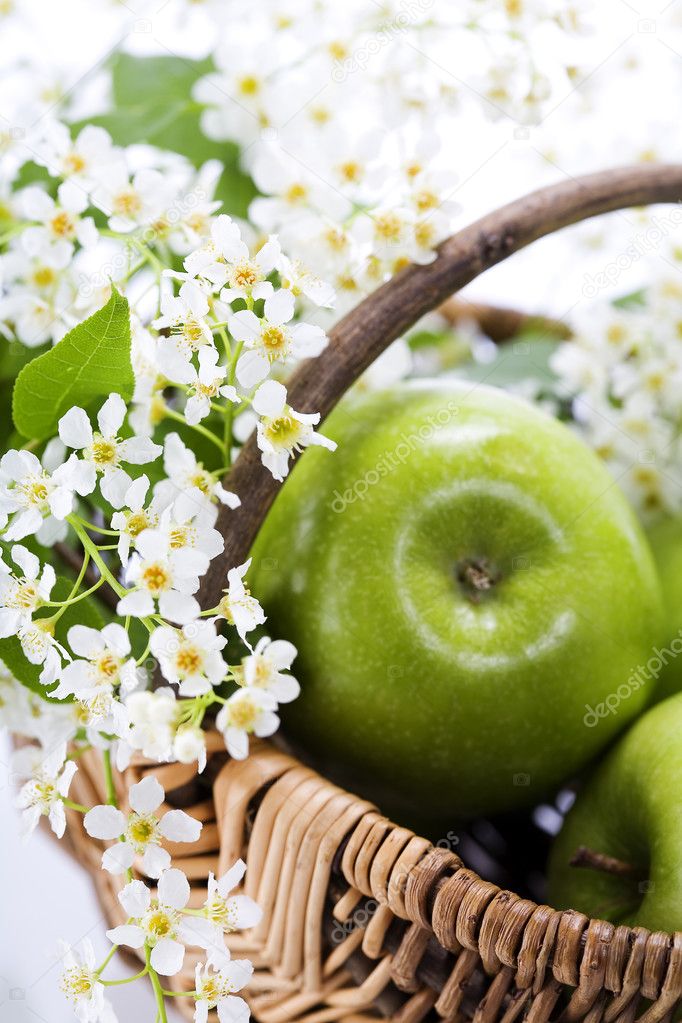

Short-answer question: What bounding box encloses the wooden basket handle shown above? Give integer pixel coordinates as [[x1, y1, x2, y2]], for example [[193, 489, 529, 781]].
[[201, 163, 682, 607]]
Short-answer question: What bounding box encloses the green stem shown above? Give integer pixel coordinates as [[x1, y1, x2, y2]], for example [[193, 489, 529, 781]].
[[102, 748, 117, 807], [71, 516, 119, 537], [63, 798, 89, 813], [146, 946, 168, 1023], [223, 335, 244, 466], [95, 944, 119, 977], [44, 574, 103, 610], [164, 406, 225, 454], [101, 968, 148, 987], [70, 521, 126, 599], [49, 551, 91, 625], [69, 520, 156, 636]]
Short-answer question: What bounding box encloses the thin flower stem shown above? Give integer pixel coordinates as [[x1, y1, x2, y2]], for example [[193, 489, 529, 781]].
[[163, 406, 225, 453], [48, 550, 91, 624], [63, 798, 89, 813], [43, 574, 104, 609], [102, 748, 117, 807], [70, 519, 157, 635], [146, 946, 168, 1023], [70, 521, 126, 599], [223, 336, 244, 464], [95, 944, 119, 977], [71, 516, 119, 537], [101, 968, 148, 987]]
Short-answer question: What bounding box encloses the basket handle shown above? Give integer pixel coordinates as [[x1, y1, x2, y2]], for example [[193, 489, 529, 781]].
[[200, 163, 682, 608]]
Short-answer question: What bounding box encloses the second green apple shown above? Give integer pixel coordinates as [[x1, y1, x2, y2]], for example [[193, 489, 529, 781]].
[[251, 381, 664, 822]]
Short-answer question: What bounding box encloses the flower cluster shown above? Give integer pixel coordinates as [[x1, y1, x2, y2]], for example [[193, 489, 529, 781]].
[[193, 3, 589, 318], [552, 276, 682, 520]]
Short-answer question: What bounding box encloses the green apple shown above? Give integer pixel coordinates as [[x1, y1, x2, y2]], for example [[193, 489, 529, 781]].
[[646, 516, 682, 702], [251, 380, 663, 823], [547, 693, 682, 930]]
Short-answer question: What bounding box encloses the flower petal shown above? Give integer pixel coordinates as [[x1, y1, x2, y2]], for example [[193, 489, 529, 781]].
[[157, 867, 190, 910], [142, 843, 171, 879], [217, 858, 247, 897], [102, 841, 136, 875], [158, 809, 202, 843], [97, 393, 126, 437], [58, 406, 93, 449], [217, 995, 250, 1023], [129, 774, 164, 814], [150, 937, 185, 977], [84, 804, 126, 841], [118, 878, 150, 918], [252, 380, 287, 418], [264, 288, 294, 326], [106, 924, 145, 949]]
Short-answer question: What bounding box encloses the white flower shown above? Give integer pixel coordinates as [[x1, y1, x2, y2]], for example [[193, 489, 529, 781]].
[[84, 774, 201, 878], [154, 281, 214, 384], [204, 859, 262, 935], [213, 558, 265, 643], [110, 475, 160, 564], [156, 488, 225, 571], [0, 544, 55, 637], [21, 179, 98, 267], [117, 527, 201, 625], [216, 688, 279, 760], [173, 724, 207, 772], [58, 938, 117, 1023], [0, 447, 82, 542], [120, 689, 178, 764], [252, 380, 336, 481], [186, 216, 280, 300], [229, 289, 327, 388], [91, 163, 173, 234], [185, 347, 239, 426], [154, 433, 239, 512], [52, 624, 138, 735], [151, 620, 227, 697], [278, 254, 336, 308], [241, 637, 299, 703], [194, 957, 252, 1023], [36, 122, 116, 187], [58, 394, 161, 509], [16, 755, 77, 840], [18, 621, 67, 685], [107, 869, 211, 975]]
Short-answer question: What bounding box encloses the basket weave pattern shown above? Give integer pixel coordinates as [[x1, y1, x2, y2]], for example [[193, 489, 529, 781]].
[[67, 739, 682, 1023]]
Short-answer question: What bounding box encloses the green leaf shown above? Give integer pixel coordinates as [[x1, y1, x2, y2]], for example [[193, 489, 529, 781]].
[[12, 288, 133, 441], [0, 577, 105, 700], [112, 52, 213, 110], [453, 337, 561, 388], [78, 53, 257, 219]]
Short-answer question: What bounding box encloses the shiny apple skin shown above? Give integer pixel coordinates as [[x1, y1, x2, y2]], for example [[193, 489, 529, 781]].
[[548, 693, 682, 930], [251, 381, 664, 822]]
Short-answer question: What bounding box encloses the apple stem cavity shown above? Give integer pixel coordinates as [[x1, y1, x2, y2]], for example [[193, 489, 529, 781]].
[[456, 556, 501, 604], [569, 845, 644, 881]]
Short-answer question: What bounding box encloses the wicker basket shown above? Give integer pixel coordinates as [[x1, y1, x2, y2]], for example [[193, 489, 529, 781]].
[[66, 164, 682, 1023]]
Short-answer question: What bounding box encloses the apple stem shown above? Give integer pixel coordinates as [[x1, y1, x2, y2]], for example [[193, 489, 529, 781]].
[[569, 845, 644, 880], [456, 557, 500, 603]]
